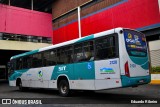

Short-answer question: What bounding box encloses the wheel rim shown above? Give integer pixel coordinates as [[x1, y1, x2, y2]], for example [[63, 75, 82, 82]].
[[19, 82, 22, 90], [60, 84, 67, 94]]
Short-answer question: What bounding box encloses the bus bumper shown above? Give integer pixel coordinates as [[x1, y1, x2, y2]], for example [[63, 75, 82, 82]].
[[121, 75, 151, 87]]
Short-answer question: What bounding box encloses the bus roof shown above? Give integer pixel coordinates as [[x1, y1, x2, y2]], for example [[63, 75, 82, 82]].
[[10, 27, 123, 60]]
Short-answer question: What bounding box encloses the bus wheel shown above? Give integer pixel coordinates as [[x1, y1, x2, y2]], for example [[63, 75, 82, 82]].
[[18, 80, 28, 91], [18, 80, 23, 91], [58, 80, 70, 97]]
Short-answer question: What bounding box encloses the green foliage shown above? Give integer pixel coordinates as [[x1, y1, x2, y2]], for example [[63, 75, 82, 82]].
[[150, 66, 160, 74]]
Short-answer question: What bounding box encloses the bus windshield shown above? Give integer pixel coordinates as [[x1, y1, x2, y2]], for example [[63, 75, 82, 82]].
[[124, 29, 147, 57]]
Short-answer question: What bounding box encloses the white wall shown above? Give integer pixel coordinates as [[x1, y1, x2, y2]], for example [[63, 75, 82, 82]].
[[149, 40, 160, 67], [149, 40, 160, 51], [0, 40, 52, 51]]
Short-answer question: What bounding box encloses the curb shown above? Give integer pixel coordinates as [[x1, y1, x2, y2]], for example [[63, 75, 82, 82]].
[[150, 80, 160, 84]]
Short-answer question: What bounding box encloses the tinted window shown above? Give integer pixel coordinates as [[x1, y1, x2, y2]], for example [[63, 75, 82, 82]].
[[124, 29, 147, 57], [32, 53, 42, 68], [74, 43, 84, 62], [64, 46, 73, 63], [16, 58, 23, 70], [43, 50, 57, 66], [23, 56, 32, 69], [95, 35, 117, 60], [83, 41, 94, 61]]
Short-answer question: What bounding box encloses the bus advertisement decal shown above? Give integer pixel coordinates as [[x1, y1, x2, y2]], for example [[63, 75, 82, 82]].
[[100, 67, 115, 74]]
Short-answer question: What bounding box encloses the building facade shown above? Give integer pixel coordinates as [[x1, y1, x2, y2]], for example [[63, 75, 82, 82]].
[[52, 0, 160, 83], [52, 0, 160, 44], [0, 0, 53, 79]]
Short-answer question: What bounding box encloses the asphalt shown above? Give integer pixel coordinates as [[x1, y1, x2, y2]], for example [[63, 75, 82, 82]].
[[0, 80, 160, 107]]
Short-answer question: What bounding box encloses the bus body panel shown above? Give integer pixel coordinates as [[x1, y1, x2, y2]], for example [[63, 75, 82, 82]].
[[9, 80, 16, 86], [70, 80, 95, 90], [94, 79, 122, 90], [123, 29, 149, 77], [95, 58, 120, 79], [116, 28, 151, 87]]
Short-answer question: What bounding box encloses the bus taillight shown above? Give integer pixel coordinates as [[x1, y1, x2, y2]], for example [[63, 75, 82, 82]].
[[125, 61, 130, 77]]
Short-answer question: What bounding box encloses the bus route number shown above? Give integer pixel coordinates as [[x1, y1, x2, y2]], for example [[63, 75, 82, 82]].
[[110, 60, 117, 65], [130, 64, 136, 68]]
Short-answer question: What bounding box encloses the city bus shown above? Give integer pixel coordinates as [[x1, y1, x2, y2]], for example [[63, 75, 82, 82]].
[[8, 28, 151, 96]]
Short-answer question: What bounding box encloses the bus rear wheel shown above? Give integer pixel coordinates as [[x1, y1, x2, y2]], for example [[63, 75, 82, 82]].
[[58, 80, 70, 97]]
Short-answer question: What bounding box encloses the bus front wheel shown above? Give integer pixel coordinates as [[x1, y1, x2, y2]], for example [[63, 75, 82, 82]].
[[18, 80, 24, 91], [58, 80, 70, 97], [18, 80, 28, 92]]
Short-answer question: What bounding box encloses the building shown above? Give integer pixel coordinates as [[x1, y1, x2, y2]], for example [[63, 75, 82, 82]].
[[0, 0, 160, 82], [52, 0, 160, 44], [52, 0, 160, 64], [52, 0, 160, 83], [0, 0, 53, 79]]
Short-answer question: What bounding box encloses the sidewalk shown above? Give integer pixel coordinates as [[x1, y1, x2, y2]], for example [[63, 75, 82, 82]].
[[150, 80, 160, 84], [150, 74, 160, 84]]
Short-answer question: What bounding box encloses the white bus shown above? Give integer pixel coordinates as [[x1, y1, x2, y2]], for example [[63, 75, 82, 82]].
[[8, 28, 151, 96]]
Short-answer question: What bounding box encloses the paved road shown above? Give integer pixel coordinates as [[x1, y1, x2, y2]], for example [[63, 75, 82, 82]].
[[0, 81, 160, 107]]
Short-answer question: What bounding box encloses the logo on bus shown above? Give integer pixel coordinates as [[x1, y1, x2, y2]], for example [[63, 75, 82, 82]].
[[88, 63, 92, 69], [58, 66, 66, 71], [100, 67, 115, 74], [38, 71, 43, 78]]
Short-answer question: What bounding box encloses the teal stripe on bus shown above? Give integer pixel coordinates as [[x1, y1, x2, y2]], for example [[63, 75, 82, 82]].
[[76, 34, 94, 43], [51, 61, 95, 80], [11, 49, 39, 59], [121, 75, 151, 87], [9, 69, 29, 81], [130, 56, 149, 70]]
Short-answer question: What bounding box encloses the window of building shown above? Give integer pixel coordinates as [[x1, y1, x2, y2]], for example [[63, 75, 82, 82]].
[[0, 33, 51, 43]]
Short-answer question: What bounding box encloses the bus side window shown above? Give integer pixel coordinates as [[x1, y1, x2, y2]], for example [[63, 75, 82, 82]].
[[83, 41, 94, 61], [43, 50, 57, 67], [108, 36, 116, 58], [50, 50, 57, 65], [74, 43, 84, 62], [23, 56, 32, 69], [95, 36, 117, 60], [32, 53, 42, 68], [16, 58, 23, 70], [65, 46, 73, 63], [95, 37, 109, 60]]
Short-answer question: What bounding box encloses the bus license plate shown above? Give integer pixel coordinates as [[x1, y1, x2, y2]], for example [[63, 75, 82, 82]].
[[139, 80, 144, 83]]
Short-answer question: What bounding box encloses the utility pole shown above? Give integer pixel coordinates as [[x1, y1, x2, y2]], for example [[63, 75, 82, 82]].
[[31, 0, 33, 10], [8, 0, 10, 6], [78, 6, 81, 38]]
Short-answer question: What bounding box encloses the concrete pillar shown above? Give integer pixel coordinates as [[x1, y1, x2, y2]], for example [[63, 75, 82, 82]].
[[31, 0, 34, 10], [38, 37, 42, 43], [0, 33, 3, 40], [9, 0, 11, 6]]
